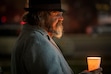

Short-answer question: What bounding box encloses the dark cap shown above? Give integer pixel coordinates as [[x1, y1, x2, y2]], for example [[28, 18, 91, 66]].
[[24, 0, 64, 12]]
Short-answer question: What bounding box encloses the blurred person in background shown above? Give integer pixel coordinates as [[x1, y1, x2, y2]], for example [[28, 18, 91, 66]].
[[11, 0, 102, 74]]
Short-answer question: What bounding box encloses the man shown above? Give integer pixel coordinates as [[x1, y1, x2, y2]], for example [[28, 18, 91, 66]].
[[11, 0, 102, 74]]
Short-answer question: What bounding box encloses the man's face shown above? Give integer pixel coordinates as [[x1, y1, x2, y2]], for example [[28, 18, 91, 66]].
[[47, 11, 64, 38]]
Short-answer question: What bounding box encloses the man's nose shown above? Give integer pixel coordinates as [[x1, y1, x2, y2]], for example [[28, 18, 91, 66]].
[[58, 15, 64, 21]]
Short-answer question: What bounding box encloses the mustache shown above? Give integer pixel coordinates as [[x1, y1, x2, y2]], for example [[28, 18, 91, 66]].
[[53, 21, 63, 39], [57, 20, 63, 24], [56, 20, 63, 27]]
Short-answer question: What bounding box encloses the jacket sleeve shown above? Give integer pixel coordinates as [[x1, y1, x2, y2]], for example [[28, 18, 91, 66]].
[[22, 36, 64, 74]]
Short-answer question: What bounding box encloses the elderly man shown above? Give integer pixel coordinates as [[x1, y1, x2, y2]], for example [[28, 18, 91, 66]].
[[11, 0, 102, 74]]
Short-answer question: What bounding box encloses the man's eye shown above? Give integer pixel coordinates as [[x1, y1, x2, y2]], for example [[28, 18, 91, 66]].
[[51, 12, 63, 16], [53, 13, 58, 16]]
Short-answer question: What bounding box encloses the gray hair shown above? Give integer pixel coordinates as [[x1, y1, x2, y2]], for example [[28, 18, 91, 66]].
[[22, 11, 50, 27]]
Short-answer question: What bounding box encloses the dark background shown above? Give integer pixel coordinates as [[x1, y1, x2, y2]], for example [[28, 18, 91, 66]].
[[0, 0, 111, 74]]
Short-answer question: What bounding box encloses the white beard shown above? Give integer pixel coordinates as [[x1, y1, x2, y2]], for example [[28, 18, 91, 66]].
[[46, 20, 63, 39], [53, 22, 63, 39]]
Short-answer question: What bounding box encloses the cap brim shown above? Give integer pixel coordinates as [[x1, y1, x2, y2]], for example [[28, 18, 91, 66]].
[[24, 8, 65, 12]]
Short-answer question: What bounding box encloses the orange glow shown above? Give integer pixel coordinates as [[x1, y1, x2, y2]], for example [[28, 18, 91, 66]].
[[87, 57, 101, 71]]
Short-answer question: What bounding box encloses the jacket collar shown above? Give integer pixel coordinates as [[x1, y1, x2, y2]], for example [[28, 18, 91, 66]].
[[23, 24, 48, 36]]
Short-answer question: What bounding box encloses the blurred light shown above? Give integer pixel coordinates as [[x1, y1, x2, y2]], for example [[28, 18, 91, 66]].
[[86, 26, 93, 35], [96, 4, 102, 10], [103, 4, 109, 11], [1, 16, 7, 23], [20, 21, 26, 25], [96, 4, 109, 11]]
